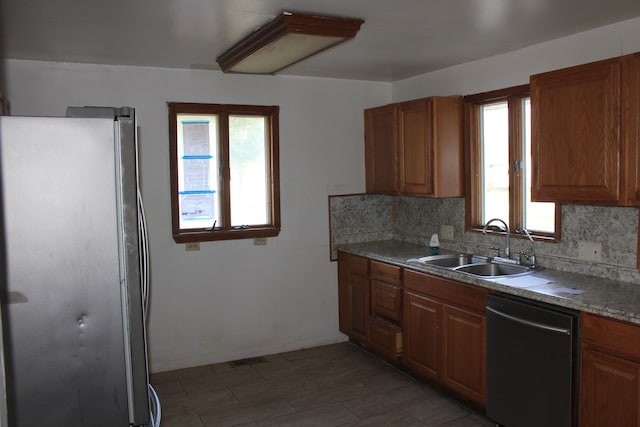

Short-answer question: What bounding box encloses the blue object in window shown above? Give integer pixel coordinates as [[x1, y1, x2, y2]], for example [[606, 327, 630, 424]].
[[182, 155, 213, 160], [178, 190, 216, 195]]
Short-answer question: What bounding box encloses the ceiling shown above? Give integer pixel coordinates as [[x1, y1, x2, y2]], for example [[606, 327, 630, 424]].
[[2, 0, 640, 82]]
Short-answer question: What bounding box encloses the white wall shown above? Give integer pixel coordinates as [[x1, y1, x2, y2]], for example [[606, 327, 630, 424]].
[[392, 16, 640, 101], [3, 60, 391, 372]]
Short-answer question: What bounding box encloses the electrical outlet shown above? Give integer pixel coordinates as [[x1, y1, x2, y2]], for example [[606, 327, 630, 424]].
[[440, 225, 454, 240], [185, 242, 200, 251], [578, 241, 602, 262], [253, 237, 267, 246]]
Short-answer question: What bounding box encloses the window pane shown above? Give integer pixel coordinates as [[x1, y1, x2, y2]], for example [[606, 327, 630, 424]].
[[481, 102, 510, 225], [523, 99, 555, 232], [177, 115, 220, 230], [229, 115, 270, 226]]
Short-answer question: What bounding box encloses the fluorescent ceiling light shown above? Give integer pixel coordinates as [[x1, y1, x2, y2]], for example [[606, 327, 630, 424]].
[[216, 12, 364, 75]]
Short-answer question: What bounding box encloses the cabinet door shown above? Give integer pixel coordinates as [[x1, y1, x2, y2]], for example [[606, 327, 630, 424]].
[[349, 274, 370, 342], [531, 58, 621, 203], [399, 99, 434, 195], [432, 97, 464, 197], [337, 255, 350, 335], [442, 305, 486, 405], [624, 53, 640, 204], [580, 346, 640, 427], [398, 97, 463, 197], [365, 104, 398, 194], [338, 252, 369, 342], [402, 291, 441, 381]]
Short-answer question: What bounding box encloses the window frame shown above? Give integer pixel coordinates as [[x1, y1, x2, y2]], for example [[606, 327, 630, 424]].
[[464, 85, 561, 241], [168, 102, 281, 243]]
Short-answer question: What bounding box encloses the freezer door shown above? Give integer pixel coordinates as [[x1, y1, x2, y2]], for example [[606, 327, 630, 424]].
[[0, 116, 149, 426]]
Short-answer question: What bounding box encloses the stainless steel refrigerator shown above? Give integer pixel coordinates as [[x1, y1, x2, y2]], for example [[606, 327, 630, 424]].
[[0, 107, 160, 426]]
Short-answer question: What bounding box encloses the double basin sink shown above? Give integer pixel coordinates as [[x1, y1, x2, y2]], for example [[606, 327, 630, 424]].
[[409, 253, 541, 279]]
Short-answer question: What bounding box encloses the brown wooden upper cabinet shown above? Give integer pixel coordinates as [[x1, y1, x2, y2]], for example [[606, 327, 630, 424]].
[[624, 53, 640, 205], [364, 104, 399, 194], [531, 52, 640, 205], [364, 96, 464, 197]]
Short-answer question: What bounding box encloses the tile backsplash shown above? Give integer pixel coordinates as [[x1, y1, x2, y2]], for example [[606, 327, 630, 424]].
[[328, 194, 394, 260], [329, 194, 640, 283]]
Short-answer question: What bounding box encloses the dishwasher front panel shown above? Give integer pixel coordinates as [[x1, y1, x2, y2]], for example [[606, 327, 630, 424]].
[[486, 294, 579, 427]]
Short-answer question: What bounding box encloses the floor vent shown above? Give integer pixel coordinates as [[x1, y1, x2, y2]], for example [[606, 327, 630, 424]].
[[228, 356, 266, 368]]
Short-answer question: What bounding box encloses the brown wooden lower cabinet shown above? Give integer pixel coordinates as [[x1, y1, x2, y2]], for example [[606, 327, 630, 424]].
[[337, 252, 370, 344], [402, 291, 441, 381], [349, 274, 370, 342], [338, 252, 640, 419], [338, 253, 487, 406], [580, 313, 640, 426], [580, 346, 640, 427], [441, 305, 486, 404], [402, 270, 487, 406], [338, 252, 402, 361]]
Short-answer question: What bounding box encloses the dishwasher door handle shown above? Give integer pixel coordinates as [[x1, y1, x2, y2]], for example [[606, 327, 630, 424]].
[[486, 306, 571, 335]]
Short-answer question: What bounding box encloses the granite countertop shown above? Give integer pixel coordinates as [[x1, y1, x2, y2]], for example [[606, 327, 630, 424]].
[[338, 240, 640, 325]]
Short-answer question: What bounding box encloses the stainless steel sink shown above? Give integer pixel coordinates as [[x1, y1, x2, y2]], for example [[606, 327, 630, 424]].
[[408, 253, 541, 278], [412, 254, 487, 268], [453, 262, 538, 278]]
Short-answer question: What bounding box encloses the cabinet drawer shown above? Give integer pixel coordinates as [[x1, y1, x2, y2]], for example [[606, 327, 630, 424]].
[[338, 251, 369, 277], [369, 317, 402, 360], [371, 280, 402, 322], [370, 260, 401, 285], [404, 269, 486, 313], [582, 313, 640, 361]]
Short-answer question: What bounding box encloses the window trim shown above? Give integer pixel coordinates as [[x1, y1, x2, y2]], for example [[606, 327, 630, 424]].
[[168, 102, 281, 243], [464, 85, 561, 241]]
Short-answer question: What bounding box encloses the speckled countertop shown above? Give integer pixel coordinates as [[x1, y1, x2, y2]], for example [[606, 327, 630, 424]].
[[338, 240, 640, 325]]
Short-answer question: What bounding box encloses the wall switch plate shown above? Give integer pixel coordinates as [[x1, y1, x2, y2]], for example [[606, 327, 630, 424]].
[[440, 225, 454, 240], [578, 241, 602, 262], [185, 242, 200, 251], [253, 237, 267, 246]]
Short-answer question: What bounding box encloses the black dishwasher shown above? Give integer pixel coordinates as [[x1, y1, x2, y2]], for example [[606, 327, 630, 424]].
[[486, 294, 579, 427]]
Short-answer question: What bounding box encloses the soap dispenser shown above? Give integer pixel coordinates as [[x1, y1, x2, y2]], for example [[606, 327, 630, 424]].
[[429, 233, 440, 255]]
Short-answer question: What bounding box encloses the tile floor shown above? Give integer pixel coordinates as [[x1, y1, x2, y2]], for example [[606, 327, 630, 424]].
[[151, 342, 496, 427]]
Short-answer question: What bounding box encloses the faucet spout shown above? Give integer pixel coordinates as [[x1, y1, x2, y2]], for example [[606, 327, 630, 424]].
[[482, 218, 510, 258]]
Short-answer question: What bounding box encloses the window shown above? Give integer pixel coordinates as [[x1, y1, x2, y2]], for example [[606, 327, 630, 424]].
[[168, 103, 280, 242], [465, 85, 559, 239]]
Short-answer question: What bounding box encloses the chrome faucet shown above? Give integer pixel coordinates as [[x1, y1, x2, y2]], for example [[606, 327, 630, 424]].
[[483, 218, 510, 259], [517, 228, 537, 268]]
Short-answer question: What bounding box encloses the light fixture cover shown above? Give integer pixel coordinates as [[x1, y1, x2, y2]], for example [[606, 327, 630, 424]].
[[217, 11, 364, 75]]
